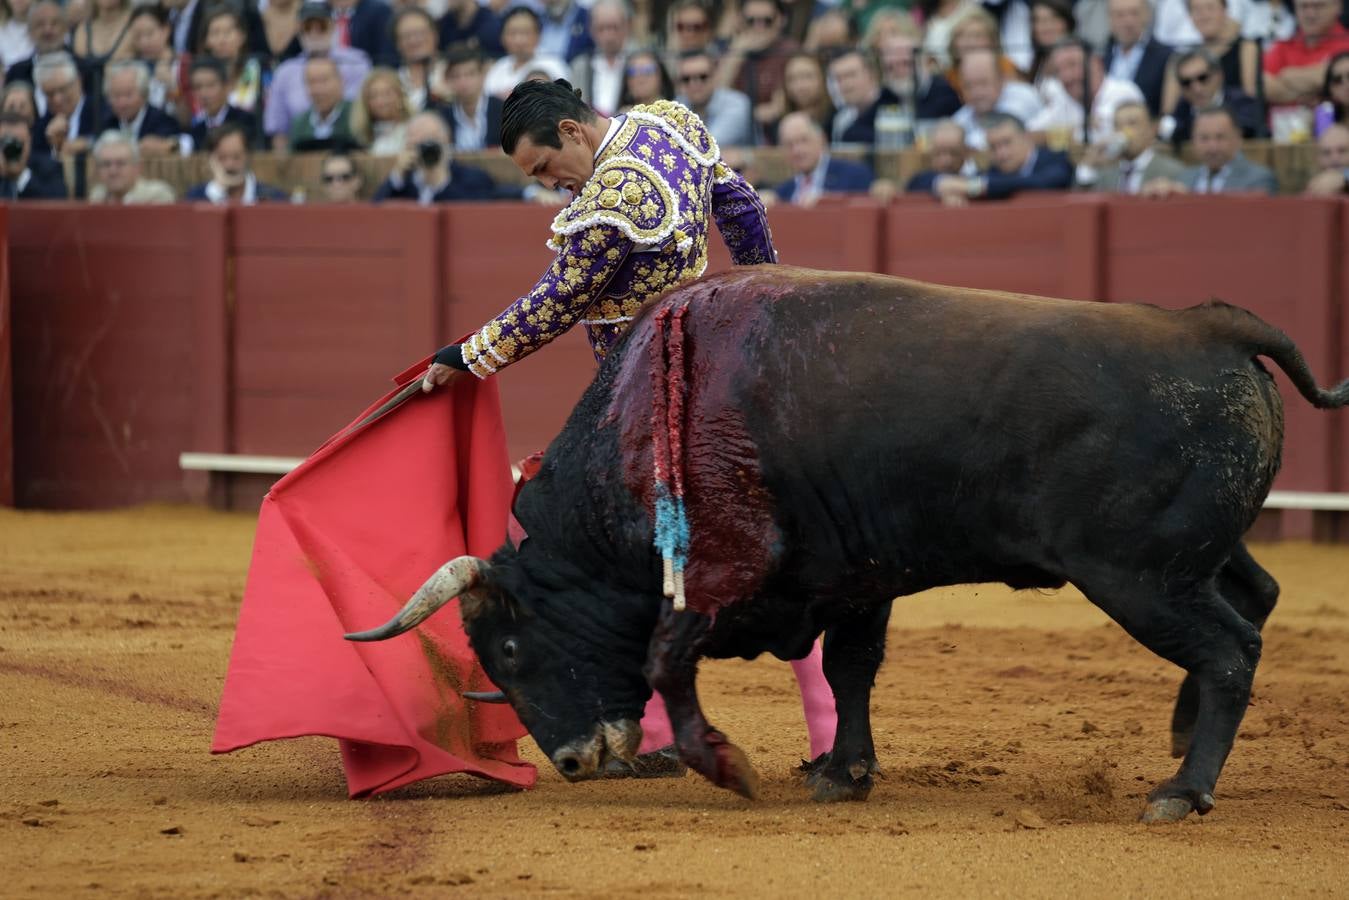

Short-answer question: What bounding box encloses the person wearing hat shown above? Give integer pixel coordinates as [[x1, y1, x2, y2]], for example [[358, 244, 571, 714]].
[[264, 0, 371, 151]]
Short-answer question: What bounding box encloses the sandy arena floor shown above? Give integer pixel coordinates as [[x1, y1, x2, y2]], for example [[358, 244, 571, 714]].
[[2, 506, 1347, 898]]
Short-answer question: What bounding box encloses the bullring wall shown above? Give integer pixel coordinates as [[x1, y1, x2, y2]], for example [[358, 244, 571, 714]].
[[5, 197, 1346, 538]]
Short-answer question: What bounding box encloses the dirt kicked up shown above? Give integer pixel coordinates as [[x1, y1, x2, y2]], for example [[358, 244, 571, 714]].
[[2, 506, 1347, 898]]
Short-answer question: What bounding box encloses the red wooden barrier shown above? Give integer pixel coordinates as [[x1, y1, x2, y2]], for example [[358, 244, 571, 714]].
[[1101, 198, 1340, 521], [0, 206, 11, 507], [229, 205, 441, 457], [8, 205, 223, 507], [883, 196, 1103, 301], [708, 200, 885, 275]]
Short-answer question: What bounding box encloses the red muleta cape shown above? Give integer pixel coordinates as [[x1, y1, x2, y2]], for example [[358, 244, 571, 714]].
[[211, 360, 536, 796]]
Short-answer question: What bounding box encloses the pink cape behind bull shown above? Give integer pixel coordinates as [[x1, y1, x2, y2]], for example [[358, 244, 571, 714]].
[[210, 360, 536, 797]]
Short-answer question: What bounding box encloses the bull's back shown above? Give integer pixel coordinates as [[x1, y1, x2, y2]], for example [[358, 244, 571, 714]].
[[653, 267, 1282, 589]]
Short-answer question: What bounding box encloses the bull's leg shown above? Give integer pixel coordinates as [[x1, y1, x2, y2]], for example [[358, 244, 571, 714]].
[[802, 599, 892, 803], [1080, 575, 1261, 823], [1171, 543, 1279, 758], [644, 601, 760, 799]]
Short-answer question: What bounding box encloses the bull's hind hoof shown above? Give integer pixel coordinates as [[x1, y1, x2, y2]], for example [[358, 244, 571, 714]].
[[1170, 729, 1193, 759], [803, 753, 877, 803]]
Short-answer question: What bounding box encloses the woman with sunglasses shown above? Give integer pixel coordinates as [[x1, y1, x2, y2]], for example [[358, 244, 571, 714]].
[[1314, 50, 1349, 134], [1159, 0, 1259, 119], [318, 149, 365, 202], [618, 48, 674, 110]]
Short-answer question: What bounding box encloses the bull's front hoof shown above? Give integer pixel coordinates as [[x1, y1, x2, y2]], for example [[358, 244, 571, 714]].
[[712, 741, 760, 800], [600, 745, 687, 780], [1170, 729, 1193, 759], [803, 752, 876, 803], [1139, 782, 1216, 823]]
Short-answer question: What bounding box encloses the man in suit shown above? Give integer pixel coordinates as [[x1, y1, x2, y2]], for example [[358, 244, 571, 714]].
[[1305, 122, 1349, 194], [1180, 107, 1277, 193], [1079, 100, 1186, 192], [1103, 0, 1172, 117], [439, 0, 503, 58], [772, 111, 873, 206], [444, 48, 504, 151], [373, 110, 512, 203], [101, 61, 184, 157], [189, 58, 260, 150], [929, 112, 1073, 204], [330, 0, 395, 67], [829, 48, 909, 147], [1165, 48, 1262, 147], [31, 52, 99, 159], [538, 0, 593, 64], [4, 1, 96, 112], [0, 111, 67, 199], [568, 0, 631, 117], [676, 50, 753, 148], [905, 119, 974, 193], [185, 122, 290, 204]]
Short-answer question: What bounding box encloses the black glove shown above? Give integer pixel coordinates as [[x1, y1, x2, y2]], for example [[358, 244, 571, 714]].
[[433, 344, 469, 371]]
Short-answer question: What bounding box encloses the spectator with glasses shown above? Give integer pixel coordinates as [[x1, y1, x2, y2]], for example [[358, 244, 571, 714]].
[[1162, 47, 1261, 147], [665, 0, 719, 57], [715, 0, 797, 125], [617, 48, 673, 110], [32, 52, 98, 159], [87, 130, 175, 203], [675, 49, 751, 147], [318, 148, 365, 201]]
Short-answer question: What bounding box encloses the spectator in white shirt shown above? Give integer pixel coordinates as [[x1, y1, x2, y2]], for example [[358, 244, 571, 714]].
[[952, 48, 1044, 149], [569, 0, 630, 116], [1031, 38, 1145, 143], [484, 6, 569, 99]]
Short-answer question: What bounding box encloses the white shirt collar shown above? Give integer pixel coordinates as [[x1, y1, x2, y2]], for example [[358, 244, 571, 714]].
[[595, 114, 624, 159], [121, 104, 148, 137], [205, 171, 258, 204]]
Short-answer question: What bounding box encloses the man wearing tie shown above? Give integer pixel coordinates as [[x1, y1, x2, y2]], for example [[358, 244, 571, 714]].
[[1144, 108, 1278, 196], [771, 111, 873, 206], [1077, 101, 1186, 193]]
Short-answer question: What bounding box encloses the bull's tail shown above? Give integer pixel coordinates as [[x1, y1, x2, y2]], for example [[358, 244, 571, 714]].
[[1203, 300, 1349, 409]]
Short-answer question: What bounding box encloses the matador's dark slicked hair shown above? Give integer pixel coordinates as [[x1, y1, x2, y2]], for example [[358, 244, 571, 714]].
[[501, 79, 598, 154]]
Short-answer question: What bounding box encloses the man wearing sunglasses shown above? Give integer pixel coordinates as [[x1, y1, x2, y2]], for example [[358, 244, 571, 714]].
[[1163, 48, 1261, 148], [716, 0, 797, 127], [675, 50, 751, 147], [319, 149, 364, 202]]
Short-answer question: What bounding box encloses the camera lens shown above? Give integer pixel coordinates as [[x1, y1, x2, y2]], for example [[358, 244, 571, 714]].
[[417, 140, 442, 168], [1, 136, 22, 162]]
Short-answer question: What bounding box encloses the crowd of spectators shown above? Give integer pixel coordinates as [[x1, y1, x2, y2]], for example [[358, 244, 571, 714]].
[[0, 0, 1346, 204]]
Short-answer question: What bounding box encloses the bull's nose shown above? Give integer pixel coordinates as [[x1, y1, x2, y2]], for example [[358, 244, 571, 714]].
[[552, 748, 595, 780]]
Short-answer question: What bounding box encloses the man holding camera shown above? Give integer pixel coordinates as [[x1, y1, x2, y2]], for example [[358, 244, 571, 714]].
[[0, 111, 67, 200], [372, 110, 565, 205]]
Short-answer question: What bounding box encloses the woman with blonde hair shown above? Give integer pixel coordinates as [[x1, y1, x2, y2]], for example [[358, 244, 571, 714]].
[[73, 0, 133, 61], [350, 68, 412, 156]]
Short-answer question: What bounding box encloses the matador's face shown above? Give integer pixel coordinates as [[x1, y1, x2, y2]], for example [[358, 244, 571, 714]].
[[510, 119, 597, 196]]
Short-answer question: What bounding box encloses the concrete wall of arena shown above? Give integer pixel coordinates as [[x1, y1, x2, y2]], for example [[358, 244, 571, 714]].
[[4, 198, 1345, 539]]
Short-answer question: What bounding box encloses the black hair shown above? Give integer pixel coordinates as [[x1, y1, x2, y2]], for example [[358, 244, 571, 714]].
[[501, 5, 542, 32], [619, 50, 674, 108], [206, 120, 249, 153], [1194, 105, 1239, 132], [390, 5, 437, 43], [501, 78, 597, 153], [189, 56, 228, 83], [981, 111, 1026, 133], [445, 46, 486, 70], [322, 148, 360, 176], [128, 3, 169, 28], [199, 6, 247, 58], [1322, 50, 1349, 123]]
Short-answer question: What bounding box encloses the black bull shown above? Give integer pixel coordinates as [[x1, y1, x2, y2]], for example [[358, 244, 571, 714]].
[[348, 266, 1348, 822]]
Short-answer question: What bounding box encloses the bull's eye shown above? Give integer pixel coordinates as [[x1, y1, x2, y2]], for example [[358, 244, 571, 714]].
[[502, 638, 519, 667]]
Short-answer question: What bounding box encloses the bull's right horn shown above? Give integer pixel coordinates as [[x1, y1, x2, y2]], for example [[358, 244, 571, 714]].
[[344, 556, 487, 642]]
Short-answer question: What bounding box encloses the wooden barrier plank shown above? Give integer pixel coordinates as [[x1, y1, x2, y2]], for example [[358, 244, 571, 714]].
[[707, 199, 885, 275], [229, 205, 441, 458], [1102, 197, 1340, 515], [1337, 199, 1349, 495], [883, 196, 1103, 301], [8, 205, 206, 507]]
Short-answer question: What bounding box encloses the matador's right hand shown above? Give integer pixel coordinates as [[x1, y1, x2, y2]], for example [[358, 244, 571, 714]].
[[422, 344, 469, 392]]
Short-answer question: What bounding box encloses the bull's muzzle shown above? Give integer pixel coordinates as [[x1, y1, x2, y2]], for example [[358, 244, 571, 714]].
[[550, 719, 642, 780]]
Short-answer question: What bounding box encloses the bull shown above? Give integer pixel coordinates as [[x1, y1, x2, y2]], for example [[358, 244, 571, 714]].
[[347, 266, 1348, 822]]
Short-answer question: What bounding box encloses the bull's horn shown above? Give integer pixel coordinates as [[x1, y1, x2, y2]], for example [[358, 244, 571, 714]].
[[462, 691, 509, 704], [344, 556, 487, 642]]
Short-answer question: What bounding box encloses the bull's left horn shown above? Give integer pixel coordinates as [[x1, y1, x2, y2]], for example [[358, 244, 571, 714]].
[[462, 691, 509, 704], [344, 556, 487, 642]]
